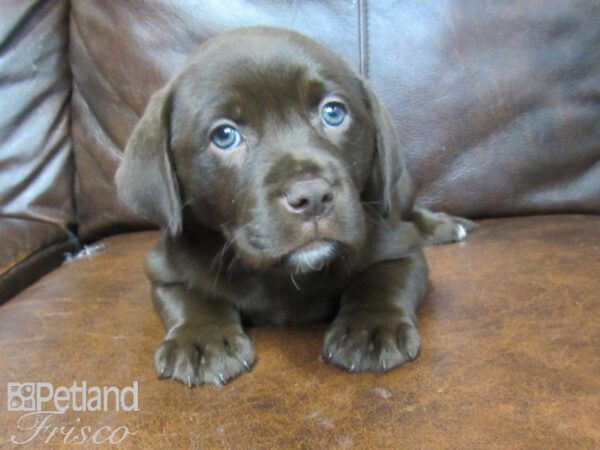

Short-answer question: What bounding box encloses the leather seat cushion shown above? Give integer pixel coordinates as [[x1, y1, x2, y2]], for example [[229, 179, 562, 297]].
[[1, 215, 598, 448]]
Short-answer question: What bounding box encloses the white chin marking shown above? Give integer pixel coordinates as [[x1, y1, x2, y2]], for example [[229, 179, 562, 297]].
[[288, 241, 336, 273]]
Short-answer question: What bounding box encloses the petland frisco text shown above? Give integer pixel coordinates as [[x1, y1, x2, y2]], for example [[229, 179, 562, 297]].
[[7, 381, 138, 445]]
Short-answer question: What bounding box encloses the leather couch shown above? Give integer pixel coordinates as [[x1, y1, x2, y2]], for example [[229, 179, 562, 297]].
[[1, 1, 598, 448]]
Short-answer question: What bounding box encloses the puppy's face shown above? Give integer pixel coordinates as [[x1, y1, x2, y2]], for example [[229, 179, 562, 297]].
[[117, 28, 405, 274]]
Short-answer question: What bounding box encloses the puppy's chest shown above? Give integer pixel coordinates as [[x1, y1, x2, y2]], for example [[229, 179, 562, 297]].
[[227, 272, 342, 326]]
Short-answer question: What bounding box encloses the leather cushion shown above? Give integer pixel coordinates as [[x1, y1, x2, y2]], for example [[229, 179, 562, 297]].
[[0, 1, 75, 281], [0, 218, 78, 304], [368, 0, 600, 217], [1, 215, 598, 448]]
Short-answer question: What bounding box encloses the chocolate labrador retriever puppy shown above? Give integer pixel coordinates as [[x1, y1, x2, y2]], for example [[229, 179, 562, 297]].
[[116, 27, 474, 386]]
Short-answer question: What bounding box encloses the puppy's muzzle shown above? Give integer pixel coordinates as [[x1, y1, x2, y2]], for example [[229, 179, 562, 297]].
[[284, 177, 334, 219]]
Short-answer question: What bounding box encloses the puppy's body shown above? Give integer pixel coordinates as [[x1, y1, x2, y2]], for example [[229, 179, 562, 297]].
[[116, 27, 474, 386]]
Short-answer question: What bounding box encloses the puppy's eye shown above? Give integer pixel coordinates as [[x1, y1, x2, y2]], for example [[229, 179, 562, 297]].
[[210, 125, 241, 149], [321, 102, 347, 127]]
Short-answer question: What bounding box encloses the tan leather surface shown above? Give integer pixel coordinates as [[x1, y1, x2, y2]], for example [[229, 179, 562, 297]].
[[69, 1, 600, 240], [1, 215, 598, 448]]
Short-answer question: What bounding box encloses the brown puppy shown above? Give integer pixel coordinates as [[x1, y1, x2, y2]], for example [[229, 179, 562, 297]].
[[116, 27, 474, 386]]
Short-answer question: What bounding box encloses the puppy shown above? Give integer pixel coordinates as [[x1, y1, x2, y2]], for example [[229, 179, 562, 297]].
[[116, 27, 474, 386]]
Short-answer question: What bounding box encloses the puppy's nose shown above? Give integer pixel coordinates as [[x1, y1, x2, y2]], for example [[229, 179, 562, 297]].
[[285, 178, 334, 218]]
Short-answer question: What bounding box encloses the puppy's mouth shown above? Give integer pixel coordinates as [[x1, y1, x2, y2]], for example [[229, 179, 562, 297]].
[[282, 239, 340, 274]]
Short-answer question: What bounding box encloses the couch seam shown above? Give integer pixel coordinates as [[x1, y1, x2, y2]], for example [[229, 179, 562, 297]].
[[65, 0, 80, 238], [358, 0, 369, 78]]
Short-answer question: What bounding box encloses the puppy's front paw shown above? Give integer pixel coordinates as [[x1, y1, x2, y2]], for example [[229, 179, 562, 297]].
[[414, 208, 478, 246], [440, 214, 477, 243], [155, 325, 255, 386], [323, 314, 420, 372]]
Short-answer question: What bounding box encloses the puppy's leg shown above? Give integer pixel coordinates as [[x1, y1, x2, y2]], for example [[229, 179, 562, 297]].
[[324, 250, 428, 372], [412, 207, 478, 246], [152, 284, 255, 386]]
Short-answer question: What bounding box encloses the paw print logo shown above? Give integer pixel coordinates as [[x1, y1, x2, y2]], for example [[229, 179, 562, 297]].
[[7, 383, 36, 411]]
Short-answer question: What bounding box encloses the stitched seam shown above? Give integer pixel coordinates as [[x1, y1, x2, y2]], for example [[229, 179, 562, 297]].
[[65, 0, 79, 235], [358, 0, 369, 78]]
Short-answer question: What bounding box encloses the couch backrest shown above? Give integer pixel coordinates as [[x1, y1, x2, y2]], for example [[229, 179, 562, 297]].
[[0, 0, 80, 303], [51, 1, 600, 240], [0, 0, 73, 236]]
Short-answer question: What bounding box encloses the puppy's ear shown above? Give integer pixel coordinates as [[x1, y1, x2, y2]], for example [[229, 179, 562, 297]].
[[361, 79, 413, 218], [115, 87, 182, 235]]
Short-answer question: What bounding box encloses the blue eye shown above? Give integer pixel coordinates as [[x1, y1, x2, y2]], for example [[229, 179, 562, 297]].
[[210, 125, 241, 149], [321, 102, 347, 127]]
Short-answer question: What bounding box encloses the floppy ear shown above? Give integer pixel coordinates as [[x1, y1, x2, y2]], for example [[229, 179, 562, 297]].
[[115, 87, 182, 235], [361, 79, 414, 218]]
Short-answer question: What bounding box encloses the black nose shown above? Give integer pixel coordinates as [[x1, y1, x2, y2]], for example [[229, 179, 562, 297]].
[[285, 178, 334, 218]]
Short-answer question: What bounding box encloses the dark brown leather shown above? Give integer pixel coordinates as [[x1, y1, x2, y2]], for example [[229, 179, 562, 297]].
[[69, 1, 600, 240], [0, 229, 78, 304], [1, 216, 598, 448], [368, 0, 600, 217], [0, 218, 79, 304], [0, 1, 75, 289]]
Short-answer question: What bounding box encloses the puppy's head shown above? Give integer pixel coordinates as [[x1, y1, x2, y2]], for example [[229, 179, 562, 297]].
[[116, 27, 407, 274]]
